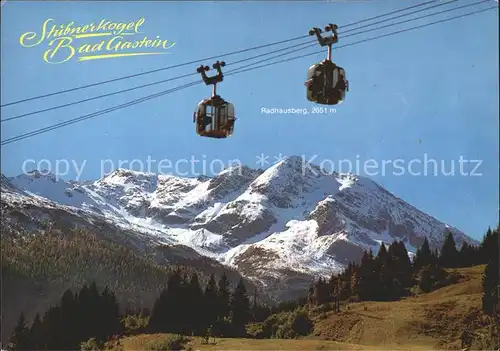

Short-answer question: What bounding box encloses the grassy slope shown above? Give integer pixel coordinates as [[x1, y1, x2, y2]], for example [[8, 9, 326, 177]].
[[312, 265, 489, 350], [116, 333, 382, 350], [114, 266, 490, 350]]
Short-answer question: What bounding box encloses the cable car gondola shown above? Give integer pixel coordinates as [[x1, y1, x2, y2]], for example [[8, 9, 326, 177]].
[[305, 24, 349, 105], [193, 61, 236, 138]]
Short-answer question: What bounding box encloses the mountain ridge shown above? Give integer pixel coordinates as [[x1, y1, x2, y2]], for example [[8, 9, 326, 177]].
[[1, 156, 477, 299]]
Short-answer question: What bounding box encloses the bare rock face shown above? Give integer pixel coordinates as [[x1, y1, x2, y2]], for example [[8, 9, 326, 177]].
[[154, 209, 193, 225], [151, 166, 262, 227], [206, 166, 262, 199], [327, 239, 366, 264], [155, 244, 209, 263], [1, 174, 18, 192], [153, 175, 200, 209], [232, 246, 280, 275], [199, 200, 277, 245], [307, 197, 346, 236], [232, 246, 316, 301]]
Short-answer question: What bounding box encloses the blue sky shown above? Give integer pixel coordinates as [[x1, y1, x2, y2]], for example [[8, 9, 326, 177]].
[[1, 0, 498, 239]]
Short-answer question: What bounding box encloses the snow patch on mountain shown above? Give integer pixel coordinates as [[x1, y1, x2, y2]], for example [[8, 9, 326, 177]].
[[2, 157, 477, 298]]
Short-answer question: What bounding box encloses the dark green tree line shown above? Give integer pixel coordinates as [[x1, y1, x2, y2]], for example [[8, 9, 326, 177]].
[[7, 282, 121, 351], [148, 271, 258, 338]]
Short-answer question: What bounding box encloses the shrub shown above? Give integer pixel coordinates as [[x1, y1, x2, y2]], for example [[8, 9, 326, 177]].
[[275, 324, 296, 339], [246, 322, 265, 339], [414, 265, 451, 294], [261, 313, 288, 338], [289, 309, 314, 336], [264, 309, 314, 339], [417, 266, 434, 293], [122, 314, 149, 333], [144, 335, 189, 351], [80, 338, 102, 351]]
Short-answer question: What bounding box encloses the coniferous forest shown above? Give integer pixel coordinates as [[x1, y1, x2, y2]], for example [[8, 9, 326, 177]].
[[6, 226, 499, 350], [306, 228, 498, 306]]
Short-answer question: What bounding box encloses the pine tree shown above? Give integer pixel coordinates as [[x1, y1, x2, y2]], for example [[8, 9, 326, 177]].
[[311, 277, 330, 305], [307, 284, 315, 304], [458, 242, 475, 267], [230, 279, 251, 337], [480, 227, 494, 264], [100, 286, 121, 340], [481, 227, 499, 316], [413, 237, 434, 272], [440, 231, 458, 268], [480, 226, 499, 264], [148, 289, 169, 333], [28, 313, 43, 350], [89, 282, 102, 341], [397, 241, 413, 288], [482, 260, 499, 315], [251, 289, 258, 322], [8, 313, 30, 350], [385, 241, 412, 298], [178, 272, 192, 335], [376, 242, 388, 265], [77, 282, 102, 342], [432, 248, 440, 265], [76, 284, 90, 342], [329, 276, 341, 312], [339, 262, 355, 300], [374, 243, 389, 299], [41, 306, 64, 350], [59, 289, 79, 349], [186, 273, 204, 335], [353, 251, 377, 300], [217, 273, 231, 320], [203, 274, 219, 329], [167, 269, 185, 333], [148, 269, 184, 334], [378, 254, 392, 299]]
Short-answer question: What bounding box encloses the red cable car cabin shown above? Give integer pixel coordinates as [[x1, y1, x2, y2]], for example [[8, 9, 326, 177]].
[[194, 95, 235, 138]]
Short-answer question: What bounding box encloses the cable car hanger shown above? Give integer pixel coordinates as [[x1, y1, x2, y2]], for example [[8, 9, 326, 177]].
[[308, 23, 338, 62], [197, 60, 225, 97], [194, 61, 236, 139]]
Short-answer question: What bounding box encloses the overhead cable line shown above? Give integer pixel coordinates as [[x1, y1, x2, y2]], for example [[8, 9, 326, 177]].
[[338, 0, 436, 28], [341, 0, 492, 39], [3, 0, 487, 123], [228, 0, 497, 76], [0, 0, 441, 108], [1, 80, 203, 145], [228, 5, 497, 77], [0, 39, 313, 108], [1, 5, 496, 146], [1, 40, 318, 122], [339, 0, 460, 35], [224, 1, 496, 75]]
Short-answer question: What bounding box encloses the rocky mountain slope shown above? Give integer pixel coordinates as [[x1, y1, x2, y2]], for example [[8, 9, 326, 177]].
[[1, 156, 477, 299]]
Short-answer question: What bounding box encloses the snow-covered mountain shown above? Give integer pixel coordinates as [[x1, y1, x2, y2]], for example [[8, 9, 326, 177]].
[[1, 157, 477, 299]]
